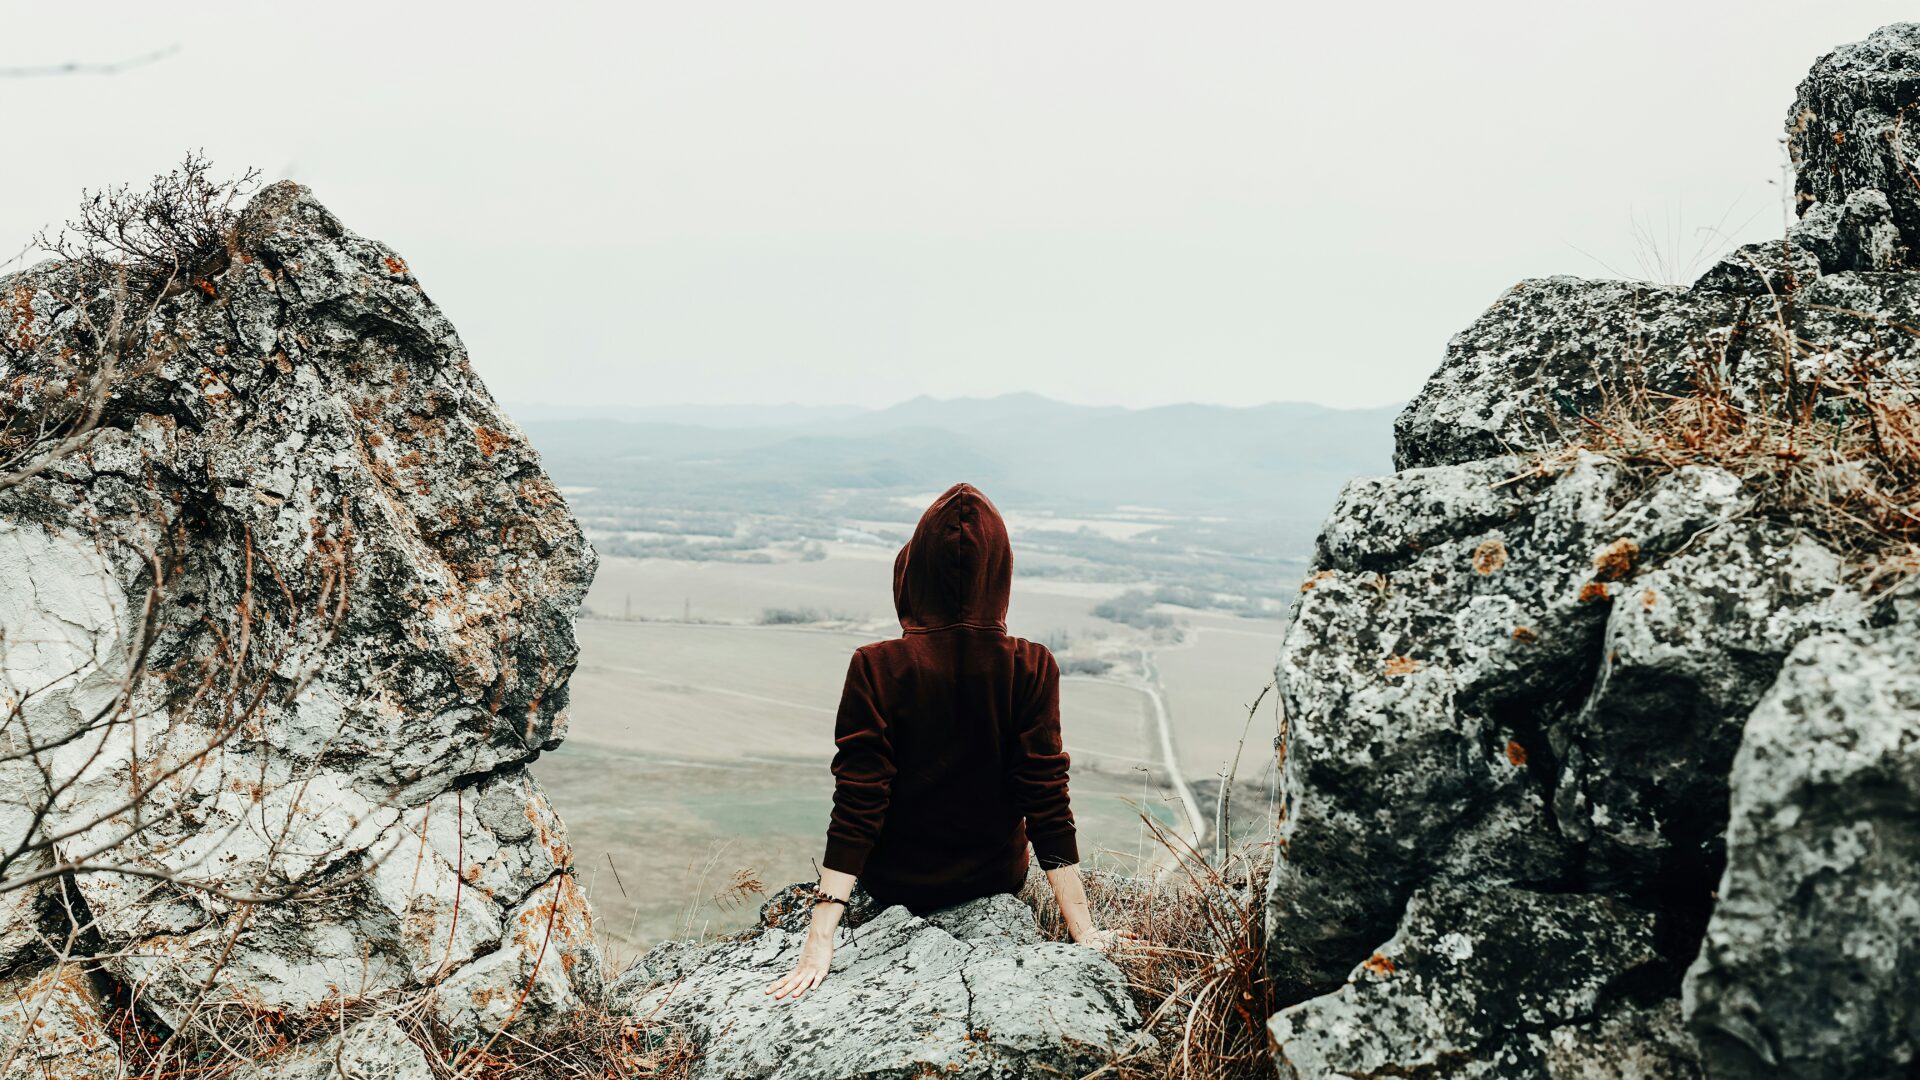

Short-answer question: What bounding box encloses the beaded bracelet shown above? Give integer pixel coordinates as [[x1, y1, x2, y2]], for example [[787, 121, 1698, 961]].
[[807, 885, 848, 907]]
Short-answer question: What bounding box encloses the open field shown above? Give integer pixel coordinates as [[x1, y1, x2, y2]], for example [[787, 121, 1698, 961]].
[[536, 745, 1188, 955], [583, 540, 1146, 641], [1154, 617, 1289, 782], [537, 551, 1286, 949]]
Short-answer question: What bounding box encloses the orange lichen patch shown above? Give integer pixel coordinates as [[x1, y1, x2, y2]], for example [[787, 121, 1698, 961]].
[[404, 411, 448, 441], [518, 478, 559, 508], [1301, 570, 1339, 592], [1383, 654, 1420, 678], [523, 794, 572, 868], [1578, 580, 1613, 604], [1471, 538, 1509, 575], [1591, 537, 1640, 581], [8, 284, 39, 350], [193, 278, 217, 298], [474, 425, 511, 457], [1512, 625, 1538, 643], [1505, 739, 1529, 766], [197, 368, 232, 404], [1361, 953, 1397, 977], [1641, 588, 1659, 609], [384, 256, 409, 274]]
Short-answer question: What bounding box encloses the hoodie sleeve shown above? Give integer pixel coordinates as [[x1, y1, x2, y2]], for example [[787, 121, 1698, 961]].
[[823, 648, 895, 876], [1011, 646, 1079, 869]]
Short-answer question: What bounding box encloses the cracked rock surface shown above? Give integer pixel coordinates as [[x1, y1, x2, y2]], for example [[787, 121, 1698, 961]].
[[1396, 26, 1920, 475], [0, 181, 599, 1058], [608, 890, 1144, 1080], [1271, 886, 1696, 1080], [1269, 23, 1920, 1079], [1683, 621, 1920, 1078]]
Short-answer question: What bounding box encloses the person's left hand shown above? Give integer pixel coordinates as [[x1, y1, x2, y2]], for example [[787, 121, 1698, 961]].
[[766, 930, 835, 1000]]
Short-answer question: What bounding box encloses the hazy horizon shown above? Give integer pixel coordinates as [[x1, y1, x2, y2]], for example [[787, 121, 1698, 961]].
[[506, 389, 1405, 420]]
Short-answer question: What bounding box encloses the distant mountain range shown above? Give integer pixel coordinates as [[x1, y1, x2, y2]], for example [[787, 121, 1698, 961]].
[[512, 393, 1399, 568]]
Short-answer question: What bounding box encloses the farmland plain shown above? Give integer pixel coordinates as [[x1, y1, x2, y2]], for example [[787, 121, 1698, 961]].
[[533, 546, 1285, 951]]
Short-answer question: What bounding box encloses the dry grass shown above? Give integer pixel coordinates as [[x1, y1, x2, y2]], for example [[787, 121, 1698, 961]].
[[1537, 300, 1920, 594], [97, 981, 701, 1080], [1020, 823, 1277, 1080], [411, 1004, 700, 1080]]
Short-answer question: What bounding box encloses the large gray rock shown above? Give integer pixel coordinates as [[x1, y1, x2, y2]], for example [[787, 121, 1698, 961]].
[[1270, 885, 1699, 1079], [1396, 24, 1920, 472], [1553, 518, 1859, 893], [1270, 21, 1920, 1078], [1393, 270, 1920, 471], [229, 1018, 431, 1080], [0, 965, 119, 1080], [1789, 23, 1920, 266], [1266, 455, 1845, 998], [0, 183, 599, 1050], [1683, 621, 1920, 1078], [1392, 279, 1758, 470], [609, 890, 1145, 1080]]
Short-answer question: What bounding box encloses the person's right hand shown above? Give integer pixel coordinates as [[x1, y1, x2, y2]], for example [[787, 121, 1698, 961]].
[[766, 930, 835, 1000], [1077, 928, 1141, 953]]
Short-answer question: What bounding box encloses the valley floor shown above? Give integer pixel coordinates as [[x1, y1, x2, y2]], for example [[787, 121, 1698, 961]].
[[535, 549, 1286, 951]]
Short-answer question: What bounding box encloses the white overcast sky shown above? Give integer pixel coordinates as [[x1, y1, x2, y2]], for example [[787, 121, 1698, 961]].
[[2, 3, 1912, 410]]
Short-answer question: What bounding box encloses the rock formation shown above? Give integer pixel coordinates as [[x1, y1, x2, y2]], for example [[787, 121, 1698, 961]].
[[1397, 25, 1920, 473], [608, 887, 1146, 1080], [0, 181, 599, 1069], [1269, 23, 1920, 1080]]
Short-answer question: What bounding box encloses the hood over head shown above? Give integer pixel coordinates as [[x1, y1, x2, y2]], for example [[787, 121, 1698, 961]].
[[893, 483, 1011, 633]]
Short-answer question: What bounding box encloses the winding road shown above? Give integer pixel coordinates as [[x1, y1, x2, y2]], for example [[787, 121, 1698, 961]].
[[1133, 649, 1210, 850]]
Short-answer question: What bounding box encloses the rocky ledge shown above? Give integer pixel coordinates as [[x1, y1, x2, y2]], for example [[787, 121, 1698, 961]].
[[608, 886, 1146, 1080], [1267, 23, 1920, 1080]]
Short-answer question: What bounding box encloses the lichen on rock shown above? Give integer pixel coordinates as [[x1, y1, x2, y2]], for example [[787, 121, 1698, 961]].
[[608, 889, 1146, 1080], [0, 180, 599, 1063], [1683, 621, 1920, 1078], [1270, 21, 1920, 1079]]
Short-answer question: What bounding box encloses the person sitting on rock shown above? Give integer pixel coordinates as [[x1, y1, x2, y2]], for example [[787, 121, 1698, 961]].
[[767, 482, 1120, 1000]]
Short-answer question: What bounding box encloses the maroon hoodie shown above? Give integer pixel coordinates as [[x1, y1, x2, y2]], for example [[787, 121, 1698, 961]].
[[821, 483, 1078, 912]]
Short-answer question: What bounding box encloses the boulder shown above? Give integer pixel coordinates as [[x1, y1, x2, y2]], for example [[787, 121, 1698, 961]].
[[1683, 621, 1920, 1078], [0, 182, 599, 1052], [1393, 270, 1920, 471], [1270, 885, 1699, 1079], [1274, 25, 1920, 1073], [1396, 24, 1920, 471], [1553, 519, 1859, 896], [1267, 455, 1826, 997], [229, 1018, 432, 1080], [1392, 277, 1755, 470], [1778, 189, 1904, 275], [608, 890, 1145, 1080], [1789, 23, 1920, 266], [0, 965, 118, 1080]]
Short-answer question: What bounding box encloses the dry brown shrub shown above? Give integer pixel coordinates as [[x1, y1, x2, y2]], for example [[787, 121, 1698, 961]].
[[1540, 297, 1920, 595], [412, 1001, 700, 1080], [1019, 824, 1277, 1080]]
